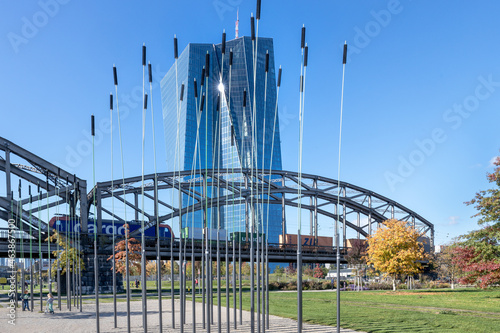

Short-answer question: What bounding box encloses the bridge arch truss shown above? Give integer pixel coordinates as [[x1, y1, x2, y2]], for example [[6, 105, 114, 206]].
[[89, 168, 434, 248]]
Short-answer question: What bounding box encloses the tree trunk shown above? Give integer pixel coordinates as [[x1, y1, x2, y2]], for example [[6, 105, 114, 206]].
[[392, 277, 396, 291]]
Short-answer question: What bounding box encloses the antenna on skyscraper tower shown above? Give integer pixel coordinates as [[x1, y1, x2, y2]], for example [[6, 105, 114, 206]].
[[235, 8, 239, 38]]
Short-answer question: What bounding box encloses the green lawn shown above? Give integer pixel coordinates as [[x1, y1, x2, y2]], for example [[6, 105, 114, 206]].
[[5, 281, 500, 332], [215, 288, 500, 333]]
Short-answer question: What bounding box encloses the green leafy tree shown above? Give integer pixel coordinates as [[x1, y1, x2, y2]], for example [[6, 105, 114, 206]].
[[274, 265, 284, 278], [435, 244, 462, 289], [47, 230, 85, 277], [466, 155, 500, 225], [321, 266, 329, 277]]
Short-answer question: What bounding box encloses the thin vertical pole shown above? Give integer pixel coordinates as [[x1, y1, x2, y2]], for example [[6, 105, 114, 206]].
[[335, 42, 348, 333], [202, 173, 206, 330], [140, 44, 148, 333], [296, 26, 307, 333], [67, 184, 71, 311], [91, 115, 100, 333], [55, 183, 61, 311], [260, 48, 270, 333], [148, 61, 163, 332], [204, 50, 212, 333], [190, 75, 201, 333], [44, 175, 51, 298], [37, 185, 42, 312], [113, 65, 131, 333], [265, 65, 282, 331], [77, 181, 82, 313], [173, 35, 180, 330], [227, 48, 238, 331], [110, 92, 117, 328], [171, 225, 175, 328], [29, 187, 34, 312]]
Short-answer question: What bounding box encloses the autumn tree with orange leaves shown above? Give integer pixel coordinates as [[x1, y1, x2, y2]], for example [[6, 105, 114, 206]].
[[107, 224, 142, 276], [366, 219, 427, 291]]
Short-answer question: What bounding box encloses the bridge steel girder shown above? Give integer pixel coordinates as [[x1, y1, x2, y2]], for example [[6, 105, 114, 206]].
[[0, 136, 87, 237], [89, 168, 434, 248]]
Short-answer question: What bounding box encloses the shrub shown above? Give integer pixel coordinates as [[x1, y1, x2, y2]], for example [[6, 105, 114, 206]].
[[285, 281, 297, 291], [269, 281, 287, 291], [367, 282, 392, 290], [322, 281, 333, 290]]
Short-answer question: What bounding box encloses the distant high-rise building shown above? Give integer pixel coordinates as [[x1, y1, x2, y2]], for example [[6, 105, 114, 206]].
[[161, 36, 284, 244]]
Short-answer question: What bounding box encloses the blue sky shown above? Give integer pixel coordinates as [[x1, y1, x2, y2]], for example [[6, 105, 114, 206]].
[[1, 0, 499, 246]]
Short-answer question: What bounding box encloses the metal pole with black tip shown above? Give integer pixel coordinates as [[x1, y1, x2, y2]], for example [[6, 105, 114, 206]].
[[91, 114, 100, 333], [178, 81, 185, 333], [335, 41, 348, 333], [113, 65, 131, 332], [148, 60, 163, 333], [217, 29, 225, 333], [172, 35, 179, 330], [216, 92, 222, 333], [200, 81, 206, 329], [205, 50, 212, 333], [297, 25, 306, 333], [109, 92, 118, 328], [260, 48, 270, 333], [140, 44, 148, 333], [227, 48, 238, 330], [192, 76, 199, 333]]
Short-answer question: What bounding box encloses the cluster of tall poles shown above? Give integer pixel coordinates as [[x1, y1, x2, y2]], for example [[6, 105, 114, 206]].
[[10, 174, 83, 315], [87, 1, 349, 333], [8, 5, 348, 333], [8, 8, 348, 333]]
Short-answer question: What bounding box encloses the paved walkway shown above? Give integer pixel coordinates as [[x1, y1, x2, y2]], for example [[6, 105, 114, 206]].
[[1, 297, 365, 332]]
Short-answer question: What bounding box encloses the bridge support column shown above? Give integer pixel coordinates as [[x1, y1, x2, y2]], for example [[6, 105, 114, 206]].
[[80, 237, 124, 295]]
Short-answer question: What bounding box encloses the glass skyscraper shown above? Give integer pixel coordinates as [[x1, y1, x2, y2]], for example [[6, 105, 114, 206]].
[[161, 36, 284, 245]]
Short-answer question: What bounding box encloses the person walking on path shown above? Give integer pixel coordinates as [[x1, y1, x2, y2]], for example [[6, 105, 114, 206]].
[[22, 290, 30, 311], [46, 293, 54, 314]]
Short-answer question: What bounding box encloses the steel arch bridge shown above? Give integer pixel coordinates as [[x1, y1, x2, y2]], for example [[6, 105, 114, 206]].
[[88, 168, 434, 248], [1, 136, 434, 248]]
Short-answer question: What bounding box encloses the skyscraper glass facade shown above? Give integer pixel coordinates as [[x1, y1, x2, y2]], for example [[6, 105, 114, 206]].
[[161, 36, 284, 244]]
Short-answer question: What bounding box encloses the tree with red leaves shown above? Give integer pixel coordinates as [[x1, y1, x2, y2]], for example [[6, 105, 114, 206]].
[[313, 264, 325, 279], [107, 224, 142, 276], [454, 154, 500, 288]]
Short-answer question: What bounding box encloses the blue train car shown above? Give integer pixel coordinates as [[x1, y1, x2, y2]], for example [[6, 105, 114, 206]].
[[48, 215, 174, 239]]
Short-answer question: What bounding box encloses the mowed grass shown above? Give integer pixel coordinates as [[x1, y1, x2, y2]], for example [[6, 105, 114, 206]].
[[215, 288, 500, 333]]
